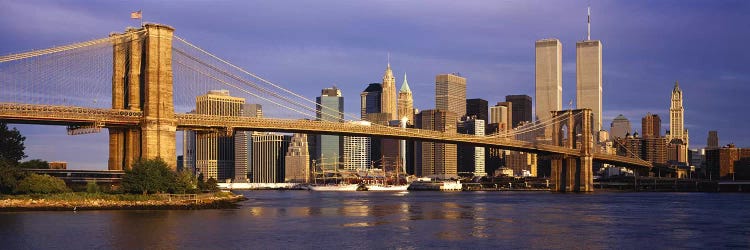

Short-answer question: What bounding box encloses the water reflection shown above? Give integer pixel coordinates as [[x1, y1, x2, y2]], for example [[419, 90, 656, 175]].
[[0, 192, 748, 249]]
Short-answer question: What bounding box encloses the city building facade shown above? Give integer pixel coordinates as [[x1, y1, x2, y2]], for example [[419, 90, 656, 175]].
[[667, 81, 689, 162], [316, 87, 344, 171], [194, 90, 244, 181], [576, 40, 603, 132], [609, 114, 631, 140], [642, 113, 661, 139], [465, 98, 488, 125], [251, 133, 290, 183], [535, 39, 562, 137], [435, 73, 467, 120], [284, 133, 310, 183], [397, 74, 414, 125], [505, 95, 532, 128], [415, 109, 458, 179], [458, 117, 486, 177]]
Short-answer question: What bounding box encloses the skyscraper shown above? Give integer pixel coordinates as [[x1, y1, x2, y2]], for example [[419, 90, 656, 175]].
[[343, 121, 372, 171], [316, 87, 344, 170], [609, 114, 631, 140], [667, 81, 689, 161], [195, 90, 244, 181], [535, 39, 562, 129], [458, 117, 486, 177], [251, 133, 290, 183], [285, 133, 310, 183], [360, 83, 382, 120], [466, 98, 488, 125], [641, 113, 661, 139], [505, 95, 532, 128], [707, 131, 719, 149], [234, 103, 262, 182], [381, 61, 397, 121], [415, 109, 458, 179], [489, 102, 512, 133], [576, 7, 603, 132], [397, 74, 414, 124], [436, 73, 467, 119]]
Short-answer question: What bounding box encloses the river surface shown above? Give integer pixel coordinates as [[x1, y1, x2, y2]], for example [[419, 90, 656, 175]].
[[1, 191, 748, 249]]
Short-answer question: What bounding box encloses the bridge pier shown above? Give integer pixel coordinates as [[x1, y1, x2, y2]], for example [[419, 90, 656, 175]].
[[108, 24, 176, 170], [550, 109, 594, 192]]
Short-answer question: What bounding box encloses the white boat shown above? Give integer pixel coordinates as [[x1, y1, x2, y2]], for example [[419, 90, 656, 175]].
[[366, 184, 409, 191], [309, 184, 360, 191]]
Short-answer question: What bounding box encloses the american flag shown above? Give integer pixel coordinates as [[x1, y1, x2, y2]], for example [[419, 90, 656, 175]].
[[131, 10, 142, 19]]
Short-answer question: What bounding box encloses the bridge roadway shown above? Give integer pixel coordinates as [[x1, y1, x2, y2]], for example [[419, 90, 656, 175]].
[[0, 103, 651, 168]]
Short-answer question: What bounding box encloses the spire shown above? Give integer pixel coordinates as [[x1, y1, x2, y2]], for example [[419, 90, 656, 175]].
[[400, 73, 411, 93], [673, 80, 681, 93], [387, 52, 391, 68], [587, 6, 591, 40]]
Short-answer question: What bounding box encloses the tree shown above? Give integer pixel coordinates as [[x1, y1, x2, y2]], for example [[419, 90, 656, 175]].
[[19, 159, 49, 169], [0, 161, 26, 194], [0, 122, 26, 165], [171, 170, 198, 194], [204, 178, 220, 192], [86, 180, 101, 193], [15, 174, 70, 194], [122, 158, 174, 195]]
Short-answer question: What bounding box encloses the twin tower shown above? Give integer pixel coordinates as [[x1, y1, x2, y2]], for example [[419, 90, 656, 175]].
[[535, 8, 603, 135]]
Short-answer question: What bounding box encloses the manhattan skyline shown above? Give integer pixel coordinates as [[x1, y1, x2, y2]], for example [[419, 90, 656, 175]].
[[1, 0, 748, 169]]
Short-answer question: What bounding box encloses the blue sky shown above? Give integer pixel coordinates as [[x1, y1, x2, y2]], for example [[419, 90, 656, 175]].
[[1, 0, 748, 169]]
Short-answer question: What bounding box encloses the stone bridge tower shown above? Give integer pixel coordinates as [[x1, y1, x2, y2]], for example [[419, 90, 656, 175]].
[[550, 109, 594, 192], [108, 24, 176, 170]]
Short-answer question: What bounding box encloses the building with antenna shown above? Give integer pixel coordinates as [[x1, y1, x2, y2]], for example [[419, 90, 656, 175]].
[[576, 6, 603, 134]]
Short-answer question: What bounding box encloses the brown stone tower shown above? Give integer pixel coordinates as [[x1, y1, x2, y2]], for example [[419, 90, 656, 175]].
[[109, 24, 176, 170]]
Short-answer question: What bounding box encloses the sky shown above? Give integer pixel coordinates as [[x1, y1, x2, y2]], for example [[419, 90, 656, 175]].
[[1, 0, 749, 170]]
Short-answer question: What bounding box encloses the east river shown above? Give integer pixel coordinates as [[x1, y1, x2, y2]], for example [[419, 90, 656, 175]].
[[1, 191, 748, 249]]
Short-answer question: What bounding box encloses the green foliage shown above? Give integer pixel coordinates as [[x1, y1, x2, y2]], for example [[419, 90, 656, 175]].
[[0, 122, 26, 164], [0, 161, 26, 194], [18, 159, 49, 169], [15, 174, 70, 194], [86, 180, 100, 193], [204, 178, 220, 192], [122, 158, 174, 195], [170, 170, 198, 194]]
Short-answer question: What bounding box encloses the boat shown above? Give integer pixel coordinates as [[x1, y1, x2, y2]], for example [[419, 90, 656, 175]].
[[309, 184, 361, 191], [366, 184, 409, 191], [407, 179, 462, 191]]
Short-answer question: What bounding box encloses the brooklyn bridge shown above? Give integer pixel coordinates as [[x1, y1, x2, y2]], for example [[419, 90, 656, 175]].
[[0, 24, 651, 192]]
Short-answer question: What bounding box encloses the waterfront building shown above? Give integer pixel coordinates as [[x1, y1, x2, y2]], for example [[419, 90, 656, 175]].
[[415, 109, 458, 179], [195, 90, 244, 181], [458, 117, 486, 177], [315, 86, 344, 171], [465, 98, 488, 126], [505, 151, 537, 177], [609, 114, 631, 140], [641, 113, 661, 139], [707, 131, 719, 149], [436, 73, 467, 120], [535, 39, 562, 137], [505, 95, 532, 128], [251, 133, 290, 183], [234, 103, 262, 182], [667, 81, 689, 162], [381, 61, 397, 121], [343, 121, 372, 171], [705, 144, 750, 180], [397, 74, 415, 125], [284, 133, 310, 183]]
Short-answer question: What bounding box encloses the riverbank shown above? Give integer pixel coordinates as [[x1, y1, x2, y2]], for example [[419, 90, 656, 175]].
[[0, 192, 246, 211]]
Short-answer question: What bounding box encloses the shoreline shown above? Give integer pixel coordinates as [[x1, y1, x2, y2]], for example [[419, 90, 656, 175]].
[[0, 193, 247, 212]]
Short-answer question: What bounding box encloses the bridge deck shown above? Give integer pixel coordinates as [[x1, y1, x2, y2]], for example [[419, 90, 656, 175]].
[[0, 103, 651, 168]]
